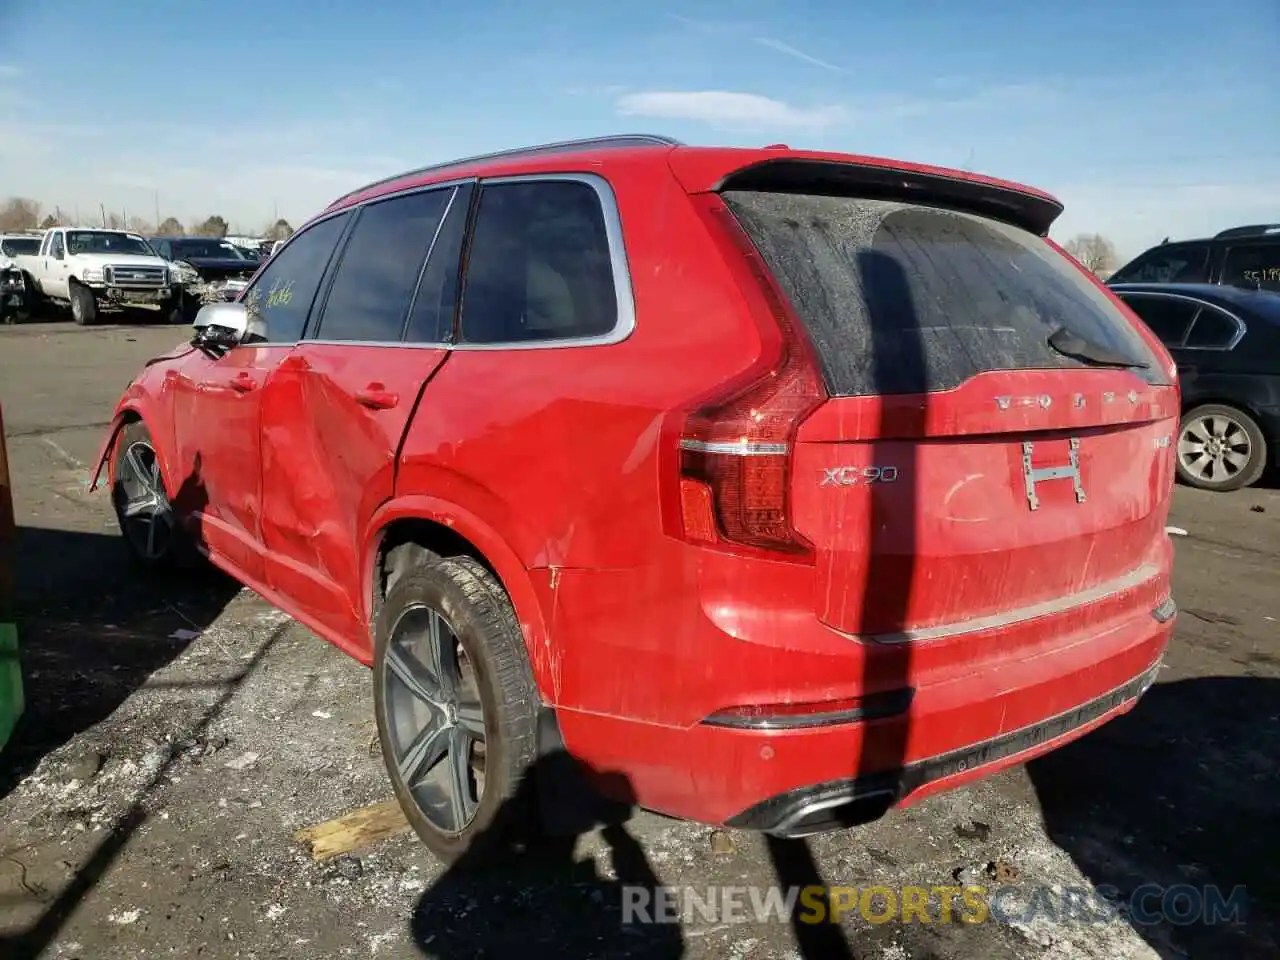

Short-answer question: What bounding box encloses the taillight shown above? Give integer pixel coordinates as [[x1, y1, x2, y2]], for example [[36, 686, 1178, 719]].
[[673, 196, 827, 558]]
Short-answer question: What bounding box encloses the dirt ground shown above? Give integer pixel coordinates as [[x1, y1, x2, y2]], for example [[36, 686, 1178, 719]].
[[0, 320, 1276, 960]]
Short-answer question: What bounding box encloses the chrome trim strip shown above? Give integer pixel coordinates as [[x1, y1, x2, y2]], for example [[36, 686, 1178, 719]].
[[857, 562, 1163, 644], [1152, 596, 1178, 623], [245, 173, 636, 352], [680, 438, 789, 456]]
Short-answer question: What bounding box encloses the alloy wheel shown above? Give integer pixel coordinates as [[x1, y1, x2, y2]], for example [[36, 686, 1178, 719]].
[[383, 604, 487, 834], [1178, 413, 1253, 485], [117, 440, 174, 560]]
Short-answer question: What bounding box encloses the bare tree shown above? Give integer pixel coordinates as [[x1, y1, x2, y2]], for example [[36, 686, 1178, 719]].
[[127, 216, 153, 235], [157, 216, 185, 235], [104, 212, 124, 230], [1064, 233, 1119, 276], [39, 214, 58, 230], [266, 218, 294, 242], [193, 215, 229, 238], [0, 198, 41, 232]]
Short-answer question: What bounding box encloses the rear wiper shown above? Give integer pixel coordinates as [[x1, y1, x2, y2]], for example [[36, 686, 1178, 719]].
[[1047, 325, 1149, 369]]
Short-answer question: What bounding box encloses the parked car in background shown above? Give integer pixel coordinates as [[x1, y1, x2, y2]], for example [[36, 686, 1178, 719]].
[[149, 236, 261, 319], [1, 233, 43, 319], [0, 232, 43, 268], [92, 134, 1179, 864], [0, 255, 24, 323], [1109, 224, 1280, 290], [28, 228, 179, 325], [1112, 282, 1280, 491]]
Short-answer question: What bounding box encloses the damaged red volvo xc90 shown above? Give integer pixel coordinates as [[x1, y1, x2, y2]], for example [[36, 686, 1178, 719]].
[[92, 135, 1179, 862]]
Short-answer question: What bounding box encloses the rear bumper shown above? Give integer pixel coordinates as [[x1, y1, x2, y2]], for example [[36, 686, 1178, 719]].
[[727, 656, 1162, 836], [556, 602, 1174, 829]]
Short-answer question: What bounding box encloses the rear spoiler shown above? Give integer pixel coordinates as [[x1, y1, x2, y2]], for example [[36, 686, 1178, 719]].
[[668, 150, 1064, 237]]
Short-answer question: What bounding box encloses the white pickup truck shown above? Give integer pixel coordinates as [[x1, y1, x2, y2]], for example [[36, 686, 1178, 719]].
[[27, 228, 181, 325]]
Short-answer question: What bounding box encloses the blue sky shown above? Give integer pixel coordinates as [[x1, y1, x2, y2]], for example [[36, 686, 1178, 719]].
[[0, 0, 1276, 257]]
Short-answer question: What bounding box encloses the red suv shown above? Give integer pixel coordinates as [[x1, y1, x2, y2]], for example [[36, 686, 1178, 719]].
[[92, 135, 1180, 861]]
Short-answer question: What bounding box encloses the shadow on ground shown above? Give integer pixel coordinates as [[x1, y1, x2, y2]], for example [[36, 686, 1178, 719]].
[[410, 750, 684, 959], [1029, 675, 1280, 959], [0, 525, 240, 804]]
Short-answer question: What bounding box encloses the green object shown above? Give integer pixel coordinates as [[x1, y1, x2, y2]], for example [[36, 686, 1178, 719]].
[[0, 622, 21, 752]]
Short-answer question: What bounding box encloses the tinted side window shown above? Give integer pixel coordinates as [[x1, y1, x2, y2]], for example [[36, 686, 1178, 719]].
[[1222, 244, 1280, 292], [1119, 295, 1199, 347], [1184, 304, 1243, 350], [459, 179, 617, 344], [315, 189, 452, 342], [51, 233, 64, 257], [405, 183, 471, 344], [1109, 244, 1211, 284], [242, 213, 349, 343]]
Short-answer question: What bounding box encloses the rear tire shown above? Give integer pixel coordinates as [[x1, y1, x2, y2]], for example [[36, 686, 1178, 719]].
[[70, 283, 96, 326], [373, 550, 539, 866], [1176, 403, 1267, 492]]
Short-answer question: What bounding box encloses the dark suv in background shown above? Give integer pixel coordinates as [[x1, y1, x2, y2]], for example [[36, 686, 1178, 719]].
[[1109, 224, 1280, 291]]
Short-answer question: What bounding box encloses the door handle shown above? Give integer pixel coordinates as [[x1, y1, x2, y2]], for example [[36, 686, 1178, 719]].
[[227, 372, 258, 393], [354, 384, 399, 410]]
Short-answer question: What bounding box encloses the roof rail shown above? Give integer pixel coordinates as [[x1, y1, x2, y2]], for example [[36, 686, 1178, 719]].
[[329, 134, 684, 208], [1214, 224, 1280, 240]]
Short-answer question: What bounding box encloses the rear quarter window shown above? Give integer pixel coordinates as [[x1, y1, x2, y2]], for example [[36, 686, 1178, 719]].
[[722, 191, 1168, 396], [459, 179, 618, 344], [1222, 243, 1280, 292]]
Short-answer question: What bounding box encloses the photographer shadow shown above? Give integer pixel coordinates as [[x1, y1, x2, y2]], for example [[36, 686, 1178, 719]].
[[410, 749, 684, 959]]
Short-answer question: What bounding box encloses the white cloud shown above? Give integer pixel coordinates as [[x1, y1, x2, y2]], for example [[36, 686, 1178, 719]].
[[753, 38, 846, 74], [0, 65, 21, 78], [616, 91, 847, 132]]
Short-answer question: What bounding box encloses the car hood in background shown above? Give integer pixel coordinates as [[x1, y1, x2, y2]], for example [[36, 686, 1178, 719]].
[[176, 257, 260, 276]]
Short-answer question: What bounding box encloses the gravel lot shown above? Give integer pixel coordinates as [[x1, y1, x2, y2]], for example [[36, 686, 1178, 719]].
[[0, 321, 1276, 960]]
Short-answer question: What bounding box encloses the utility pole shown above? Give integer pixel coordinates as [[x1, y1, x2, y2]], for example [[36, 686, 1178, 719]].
[[99, 204, 106, 227], [154, 190, 161, 230]]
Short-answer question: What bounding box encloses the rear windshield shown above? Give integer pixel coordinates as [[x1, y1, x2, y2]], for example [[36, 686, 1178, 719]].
[[722, 191, 1168, 395]]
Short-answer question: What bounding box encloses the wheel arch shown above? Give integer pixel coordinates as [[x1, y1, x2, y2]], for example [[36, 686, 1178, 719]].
[[1181, 395, 1267, 428], [362, 497, 558, 703], [89, 400, 177, 495]]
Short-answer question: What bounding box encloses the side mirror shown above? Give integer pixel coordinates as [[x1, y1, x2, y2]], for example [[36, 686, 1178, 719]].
[[192, 301, 249, 348]]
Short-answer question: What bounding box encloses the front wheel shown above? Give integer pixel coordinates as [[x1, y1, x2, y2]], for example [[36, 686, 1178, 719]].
[[1176, 403, 1268, 492], [69, 283, 97, 326], [373, 551, 540, 866], [109, 420, 194, 569]]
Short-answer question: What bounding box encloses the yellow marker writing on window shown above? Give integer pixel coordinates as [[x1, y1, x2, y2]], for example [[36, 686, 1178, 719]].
[[266, 278, 294, 309]]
